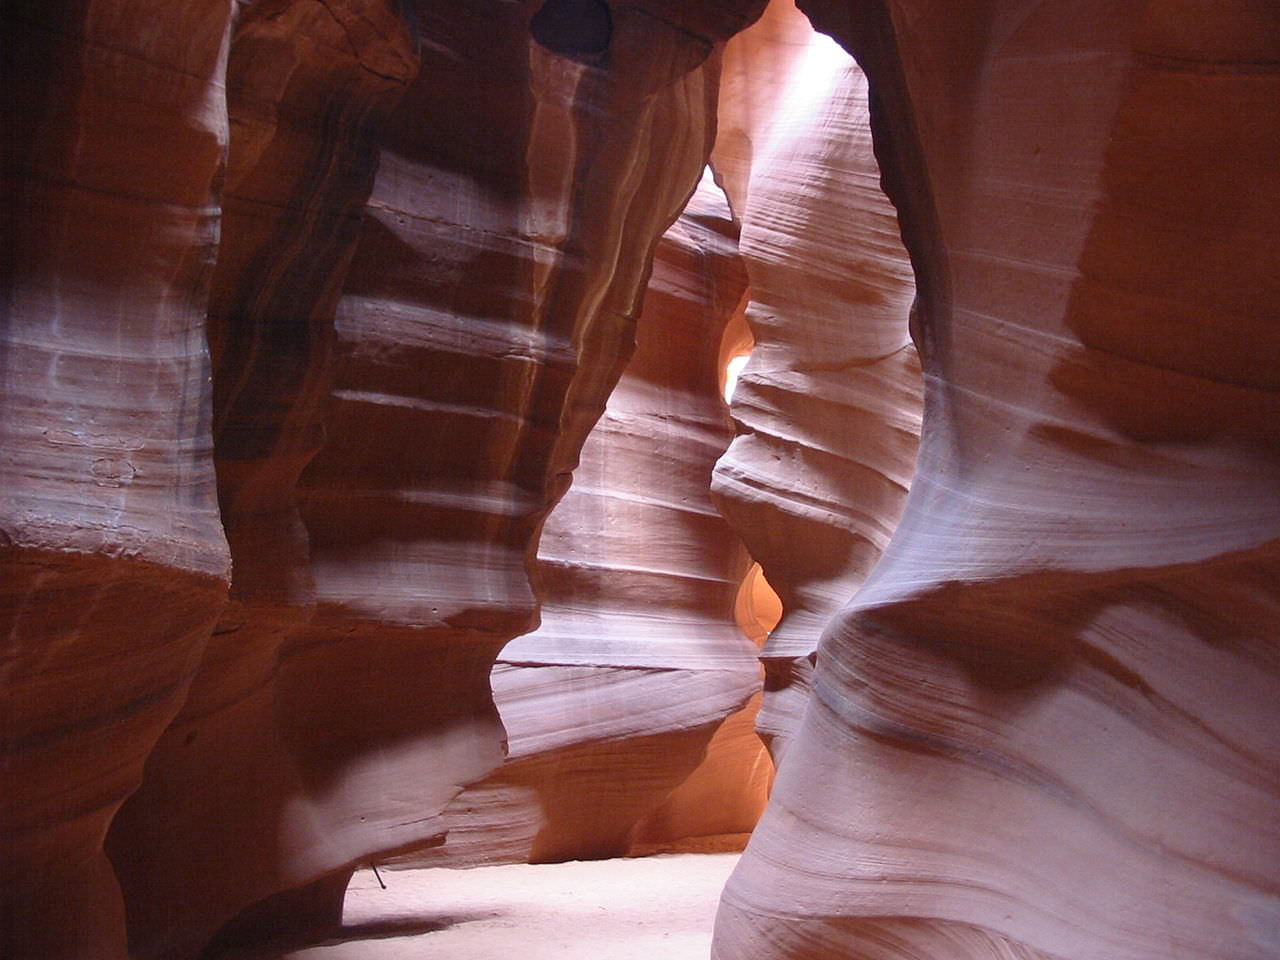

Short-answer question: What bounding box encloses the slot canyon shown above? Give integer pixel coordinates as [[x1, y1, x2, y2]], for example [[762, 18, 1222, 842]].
[[1, 0, 1277, 958]]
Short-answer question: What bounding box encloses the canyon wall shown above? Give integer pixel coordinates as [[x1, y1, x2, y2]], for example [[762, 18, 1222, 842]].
[[711, 0, 922, 761], [3, 1, 766, 957], [715, 1, 1280, 959], [401, 172, 768, 869], [1, 4, 236, 956], [6, 1, 1278, 958], [107, 5, 420, 955]]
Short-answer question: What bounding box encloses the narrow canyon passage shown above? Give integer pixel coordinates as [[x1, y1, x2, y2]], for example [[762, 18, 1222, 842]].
[[3, 0, 1277, 958]]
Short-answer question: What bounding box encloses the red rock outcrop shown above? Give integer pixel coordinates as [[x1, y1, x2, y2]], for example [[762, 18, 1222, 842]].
[[1, 4, 235, 956], [710, 0, 922, 761], [398, 171, 769, 869], [715, 2, 1280, 959]]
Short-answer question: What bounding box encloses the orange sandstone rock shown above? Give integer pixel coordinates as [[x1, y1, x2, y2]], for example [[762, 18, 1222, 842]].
[[105, 4, 419, 956], [711, 0, 922, 760], [105, 0, 758, 955], [0, 3, 235, 957], [398, 172, 770, 869], [714, 2, 1280, 958]]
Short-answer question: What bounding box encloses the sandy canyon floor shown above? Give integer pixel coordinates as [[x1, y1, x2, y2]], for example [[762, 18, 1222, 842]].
[[217, 851, 742, 960]]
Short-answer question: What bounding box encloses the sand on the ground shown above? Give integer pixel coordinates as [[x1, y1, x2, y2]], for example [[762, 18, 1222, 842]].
[[216, 852, 741, 960]]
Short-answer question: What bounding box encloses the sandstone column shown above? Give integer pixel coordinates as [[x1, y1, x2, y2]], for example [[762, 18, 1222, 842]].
[[715, 2, 1280, 957], [711, 0, 922, 761], [1, 3, 235, 957], [401, 172, 768, 867]]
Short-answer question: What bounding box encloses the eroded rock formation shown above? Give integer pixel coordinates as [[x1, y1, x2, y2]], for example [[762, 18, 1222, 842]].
[[106, 6, 419, 956], [711, 0, 922, 760], [398, 172, 768, 869], [5, 0, 1279, 958], [1, 4, 235, 956], [4, 0, 765, 957], [714, 2, 1280, 959]]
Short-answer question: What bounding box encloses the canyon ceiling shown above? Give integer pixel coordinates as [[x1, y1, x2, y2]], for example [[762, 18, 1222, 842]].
[[2, 1, 1277, 959]]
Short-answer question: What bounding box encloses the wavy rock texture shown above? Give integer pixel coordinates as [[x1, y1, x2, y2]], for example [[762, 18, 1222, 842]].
[[104, 4, 420, 958], [93, 2, 761, 958], [716, 2, 1280, 959], [710, 0, 922, 760], [397, 171, 770, 869], [11, 2, 1273, 959], [0, 3, 235, 957]]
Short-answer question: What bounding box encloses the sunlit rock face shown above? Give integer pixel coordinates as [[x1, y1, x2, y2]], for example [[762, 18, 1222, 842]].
[[396, 172, 771, 869], [0, 3, 235, 957], [715, 2, 1280, 959], [710, 0, 922, 762]]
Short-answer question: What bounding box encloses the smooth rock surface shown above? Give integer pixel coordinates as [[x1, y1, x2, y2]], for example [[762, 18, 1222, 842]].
[[711, 0, 922, 759], [7, 2, 1277, 959], [4, 1, 760, 957], [714, 1, 1280, 958], [106, 4, 419, 955], [1, 3, 234, 956]]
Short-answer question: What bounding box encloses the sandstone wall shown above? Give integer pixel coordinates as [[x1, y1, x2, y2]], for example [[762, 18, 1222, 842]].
[[8, 2, 1275, 958], [715, 1, 1280, 958], [3, 1, 767, 957], [711, 0, 922, 760], [1, 3, 236, 956], [400, 172, 768, 869], [104, 4, 420, 955]]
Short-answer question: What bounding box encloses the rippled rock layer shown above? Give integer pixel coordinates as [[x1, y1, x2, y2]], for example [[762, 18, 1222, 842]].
[[711, 0, 922, 760], [399, 172, 769, 869], [5, 1, 1277, 959], [714, 1, 1280, 959], [1, 4, 234, 956], [4, 1, 764, 957]]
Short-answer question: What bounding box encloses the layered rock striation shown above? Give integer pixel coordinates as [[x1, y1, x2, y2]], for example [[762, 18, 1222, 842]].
[[711, 0, 922, 760], [400, 171, 769, 869], [4, 1, 767, 957], [105, 4, 420, 956], [111, 1, 762, 954], [1, 4, 235, 956], [8, 2, 1277, 959], [715, 2, 1280, 958]]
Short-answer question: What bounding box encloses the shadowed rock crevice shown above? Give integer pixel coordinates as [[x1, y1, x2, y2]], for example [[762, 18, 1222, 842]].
[[531, 0, 612, 57]]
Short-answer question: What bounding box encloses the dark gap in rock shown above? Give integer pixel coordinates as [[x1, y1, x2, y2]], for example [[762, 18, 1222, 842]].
[[531, 0, 612, 57]]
